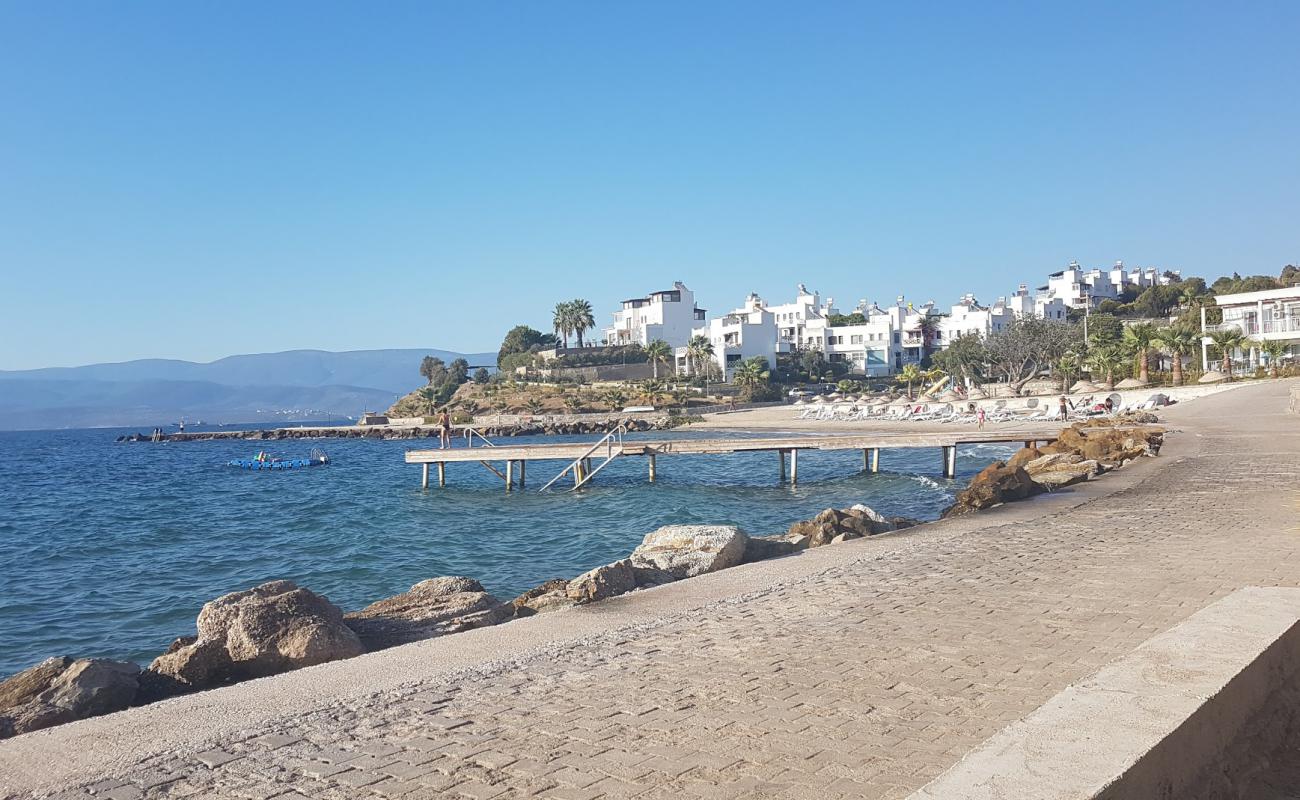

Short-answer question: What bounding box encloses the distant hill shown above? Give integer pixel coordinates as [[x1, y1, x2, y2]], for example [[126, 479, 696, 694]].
[[0, 348, 495, 430]]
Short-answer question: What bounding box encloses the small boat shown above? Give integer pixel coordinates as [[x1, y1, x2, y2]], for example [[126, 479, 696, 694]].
[[229, 448, 329, 471]]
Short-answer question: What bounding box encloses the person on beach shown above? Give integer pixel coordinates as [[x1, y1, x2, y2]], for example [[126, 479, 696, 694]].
[[976, 407, 986, 430], [438, 409, 452, 449], [1058, 396, 1069, 420]]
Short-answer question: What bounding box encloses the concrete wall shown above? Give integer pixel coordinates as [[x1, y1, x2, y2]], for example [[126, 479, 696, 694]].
[[910, 587, 1300, 800]]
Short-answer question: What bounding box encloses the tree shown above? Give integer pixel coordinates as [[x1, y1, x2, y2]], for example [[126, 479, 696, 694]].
[[1056, 351, 1082, 393], [602, 388, 627, 410], [569, 299, 596, 348], [931, 333, 987, 388], [984, 317, 1079, 392], [1281, 265, 1300, 287], [1085, 313, 1124, 348], [473, 367, 490, 384], [686, 335, 714, 377], [1257, 339, 1288, 378], [448, 358, 469, 385], [416, 386, 440, 415], [645, 339, 672, 380], [498, 325, 557, 368], [1207, 328, 1247, 376], [1155, 326, 1199, 386], [1122, 323, 1159, 384], [732, 357, 770, 391], [419, 355, 445, 385], [798, 346, 826, 381], [553, 302, 574, 349], [638, 379, 666, 406], [911, 315, 942, 364], [827, 312, 866, 326], [896, 363, 924, 399], [562, 393, 583, 413], [524, 396, 544, 415], [1087, 345, 1125, 390]]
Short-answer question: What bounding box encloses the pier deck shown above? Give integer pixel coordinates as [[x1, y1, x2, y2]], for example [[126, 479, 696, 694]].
[[404, 427, 1069, 489]]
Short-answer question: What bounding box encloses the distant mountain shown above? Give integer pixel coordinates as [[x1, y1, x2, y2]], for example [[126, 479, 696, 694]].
[[0, 348, 495, 430]]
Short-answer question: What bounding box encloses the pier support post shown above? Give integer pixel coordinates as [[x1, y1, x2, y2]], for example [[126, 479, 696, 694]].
[[869, 447, 880, 473], [518, 460, 525, 489], [421, 463, 430, 490], [648, 453, 657, 483], [778, 450, 786, 482], [942, 446, 957, 479], [437, 462, 445, 487], [505, 460, 514, 492], [574, 461, 583, 488], [790, 448, 799, 485]]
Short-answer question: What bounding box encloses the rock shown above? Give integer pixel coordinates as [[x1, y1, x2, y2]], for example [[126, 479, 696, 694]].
[[787, 506, 910, 548], [1006, 446, 1043, 470], [0, 657, 139, 739], [830, 533, 850, 544], [566, 559, 638, 604], [787, 534, 811, 550], [1023, 453, 1085, 473], [149, 580, 363, 694], [942, 461, 1043, 518], [1029, 459, 1104, 488], [631, 566, 677, 588], [144, 637, 231, 698], [345, 577, 509, 650], [1046, 424, 1163, 465], [629, 525, 748, 579], [510, 579, 574, 617], [742, 535, 799, 563]]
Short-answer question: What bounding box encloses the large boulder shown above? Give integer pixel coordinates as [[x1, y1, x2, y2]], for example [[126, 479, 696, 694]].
[[1051, 423, 1163, 465], [345, 577, 509, 651], [148, 580, 363, 693], [742, 535, 799, 563], [0, 657, 139, 739], [566, 559, 638, 604], [942, 461, 1043, 518], [510, 579, 574, 617], [629, 525, 748, 579], [1006, 446, 1043, 470], [1028, 458, 1104, 488], [787, 505, 915, 548]]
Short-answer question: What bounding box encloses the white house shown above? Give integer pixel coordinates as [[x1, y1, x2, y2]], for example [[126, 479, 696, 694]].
[[603, 281, 706, 348], [678, 292, 781, 381], [1039, 261, 1181, 310], [1201, 286, 1300, 372]]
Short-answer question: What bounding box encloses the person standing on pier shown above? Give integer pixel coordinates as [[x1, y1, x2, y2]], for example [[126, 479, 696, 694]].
[[438, 409, 452, 450]]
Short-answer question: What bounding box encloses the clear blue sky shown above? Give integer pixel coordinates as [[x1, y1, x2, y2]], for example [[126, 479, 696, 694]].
[[2, 2, 1297, 369]]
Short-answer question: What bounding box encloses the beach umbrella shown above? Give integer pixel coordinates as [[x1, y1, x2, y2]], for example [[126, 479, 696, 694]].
[[938, 389, 962, 401], [967, 387, 989, 399], [813, 395, 829, 404], [793, 398, 808, 405], [1198, 370, 1227, 383], [889, 396, 913, 407], [1113, 378, 1148, 389], [1071, 380, 1101, 394]]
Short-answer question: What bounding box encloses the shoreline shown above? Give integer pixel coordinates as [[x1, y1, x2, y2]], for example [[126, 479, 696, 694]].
[[0, 410, 1188, 795]]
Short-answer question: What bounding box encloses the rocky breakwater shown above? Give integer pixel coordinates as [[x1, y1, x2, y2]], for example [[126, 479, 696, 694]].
[[0, 657, 139, 738], [115, 417, 672, 443], [942, 414, 1165, 518], [343, 577, 510, 651]]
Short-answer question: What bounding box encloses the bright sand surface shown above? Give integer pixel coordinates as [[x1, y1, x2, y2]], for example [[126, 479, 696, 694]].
[[688, 382, 1249, 434]]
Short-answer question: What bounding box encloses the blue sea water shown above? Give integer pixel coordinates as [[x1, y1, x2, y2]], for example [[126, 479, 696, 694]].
[[0, 425, 1014, 677]]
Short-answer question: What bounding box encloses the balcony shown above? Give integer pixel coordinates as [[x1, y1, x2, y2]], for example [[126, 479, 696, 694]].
[[1206, 317, 1300, 337]]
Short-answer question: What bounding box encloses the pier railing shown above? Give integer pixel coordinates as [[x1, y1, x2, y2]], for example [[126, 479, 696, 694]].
[[537, 421, 629, 493]]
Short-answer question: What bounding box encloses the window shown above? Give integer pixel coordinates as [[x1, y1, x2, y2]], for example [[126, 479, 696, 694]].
[[850, 335, 863, 344]]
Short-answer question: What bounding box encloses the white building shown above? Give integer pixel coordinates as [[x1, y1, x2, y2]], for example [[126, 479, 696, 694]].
[[602, 281, 706, 348], [677, 292, 781, 381], [1039, 261, 1181, 310], [1201, 286, 1300, 372]]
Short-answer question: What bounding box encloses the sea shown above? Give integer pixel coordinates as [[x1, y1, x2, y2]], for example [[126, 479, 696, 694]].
[[0, 423, 1015, 678]]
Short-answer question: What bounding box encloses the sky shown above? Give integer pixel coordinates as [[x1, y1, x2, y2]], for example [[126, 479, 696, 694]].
[[1, 2, 1298, 370]]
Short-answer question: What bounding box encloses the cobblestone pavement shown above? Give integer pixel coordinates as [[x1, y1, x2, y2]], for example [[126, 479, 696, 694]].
[[6, 380, 1300, 800]]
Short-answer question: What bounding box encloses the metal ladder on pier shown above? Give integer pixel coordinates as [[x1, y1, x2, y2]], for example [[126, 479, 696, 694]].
[[537, 422, 628, 493]]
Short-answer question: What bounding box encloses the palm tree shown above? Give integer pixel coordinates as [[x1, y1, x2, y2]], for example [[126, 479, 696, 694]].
[[553, 301, 574, 349], [1122, 323, 1158, 384], [1155, 326, 1200, 386], [562, 393, 583, 414], [732, 357, 770, 390], [602, 388, 627, 410], [1087, 345, 1124, 390], [896, 363, 924, 399], [1207, 328, 1247, 376], [911, 315, 942, 364], [686, 335, 714, 378], [524, 396, 544, 415], [416, 386, 439, 416], [638, 379, 666, 406], [1056, 352, 1081, 393], [645, 339, 672, 380], [1257, 339, 1288, 378], [569, 299, 595, 348]]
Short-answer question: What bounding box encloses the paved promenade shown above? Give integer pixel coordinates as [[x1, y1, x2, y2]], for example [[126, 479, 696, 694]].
[[3, 380, 1298, 800]]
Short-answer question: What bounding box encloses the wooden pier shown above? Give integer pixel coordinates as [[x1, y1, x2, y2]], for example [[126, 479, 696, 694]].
[[404, 426, 1069, 492]]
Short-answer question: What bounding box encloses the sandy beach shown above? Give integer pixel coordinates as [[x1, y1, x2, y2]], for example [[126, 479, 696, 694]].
[[688, 382, 1249, 434]]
